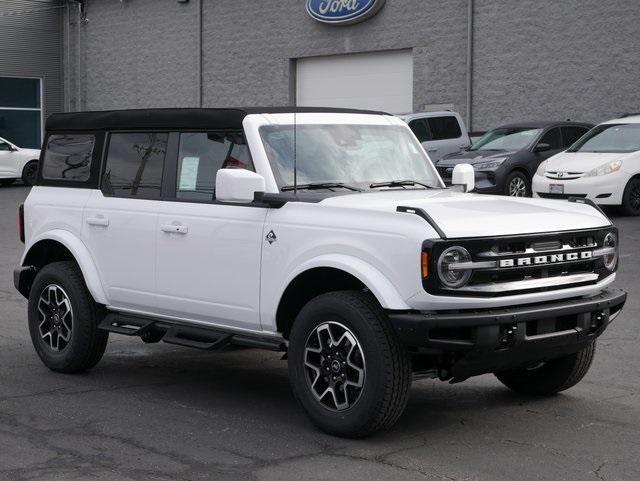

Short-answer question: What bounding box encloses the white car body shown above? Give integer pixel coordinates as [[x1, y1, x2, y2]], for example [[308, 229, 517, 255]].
[[397, 111, 471, 162], [19, 112, 615, 337], [0, 136, 40, 181], [533, 115, 640, 206]]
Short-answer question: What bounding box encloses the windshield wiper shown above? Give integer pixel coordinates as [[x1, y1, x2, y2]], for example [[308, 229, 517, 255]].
[[369, 180, 437, 189], [281, 182, 363, 192]]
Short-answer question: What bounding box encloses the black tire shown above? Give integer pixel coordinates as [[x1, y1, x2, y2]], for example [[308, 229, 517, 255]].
[[28, 261, 109, 373], [504, 171, 531, 197], [621, 177, 640, 216], [0, 178, 16, 187], [288, 291, 412, 438], [21, 160, 38, 186], [495, 342, 596, 396]]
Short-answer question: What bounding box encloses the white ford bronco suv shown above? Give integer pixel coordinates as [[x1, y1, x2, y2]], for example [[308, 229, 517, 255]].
[[15, 107, 627, 438]]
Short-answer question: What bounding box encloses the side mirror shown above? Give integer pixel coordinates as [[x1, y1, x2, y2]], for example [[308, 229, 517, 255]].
[[534, 142, 551, 153], [452, 163, 475, 193], [215, 169, 265, 204]]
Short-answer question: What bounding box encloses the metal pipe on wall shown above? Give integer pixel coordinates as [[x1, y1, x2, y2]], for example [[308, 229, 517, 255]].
[[465, 0, 474, 131], [64, 2, 70, 111], [76, 1, 81, 111], [197, 0, 202, 107]]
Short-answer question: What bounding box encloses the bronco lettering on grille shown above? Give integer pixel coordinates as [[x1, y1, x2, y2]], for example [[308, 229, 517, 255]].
[[499, 250, 593, 268]]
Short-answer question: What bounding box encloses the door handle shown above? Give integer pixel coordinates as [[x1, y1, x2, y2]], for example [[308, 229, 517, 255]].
[[427, 148, 438, 153], [86, 216, 109, 227], [161, 224, 189, 234]]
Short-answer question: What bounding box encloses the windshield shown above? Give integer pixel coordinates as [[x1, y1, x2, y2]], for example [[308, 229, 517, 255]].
[[469, 127, 542, 151], [568, 123, 640, 153], [259, 124, 441, 190]]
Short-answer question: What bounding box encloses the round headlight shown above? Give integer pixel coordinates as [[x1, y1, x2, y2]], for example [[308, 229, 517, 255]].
[[437, 246, 472, 288], [602, 232, 618, 271]]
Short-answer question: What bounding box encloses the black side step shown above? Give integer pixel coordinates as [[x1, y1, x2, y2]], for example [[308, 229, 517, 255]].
[[99, 313, 155, 336], [163, 326, 232, 350], [98, 312, 286, 352]]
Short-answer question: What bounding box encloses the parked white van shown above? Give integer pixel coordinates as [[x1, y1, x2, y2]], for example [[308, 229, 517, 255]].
[[533, 114, 640, 215], [398, 111, 471, 162]]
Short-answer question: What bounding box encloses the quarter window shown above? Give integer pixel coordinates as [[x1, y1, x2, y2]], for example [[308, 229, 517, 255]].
[[427, 116, 462, 140], [176, 131, 252, 201], [103, 133, 168, 199], [42, 134, 94, 181]]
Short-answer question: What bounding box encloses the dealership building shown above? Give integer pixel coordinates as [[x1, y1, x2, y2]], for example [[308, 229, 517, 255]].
[[1, 0, 639, 149]]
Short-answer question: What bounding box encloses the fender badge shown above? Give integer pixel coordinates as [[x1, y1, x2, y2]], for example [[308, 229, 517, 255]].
[[266, 230, 277, 244]]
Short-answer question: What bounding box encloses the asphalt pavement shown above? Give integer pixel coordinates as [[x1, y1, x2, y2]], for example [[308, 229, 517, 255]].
[[0, 185, 638, 481]]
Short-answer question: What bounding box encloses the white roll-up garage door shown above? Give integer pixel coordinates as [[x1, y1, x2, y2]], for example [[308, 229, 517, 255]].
[[296, 50, 413, 114]]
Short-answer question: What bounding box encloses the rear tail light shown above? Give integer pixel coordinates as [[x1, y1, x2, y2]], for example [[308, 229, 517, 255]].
[[18, 203, 25, 243]]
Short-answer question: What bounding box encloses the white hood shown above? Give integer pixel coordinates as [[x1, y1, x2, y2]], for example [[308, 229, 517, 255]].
[[320, 190, 610, 238], [545, 151, 632, 173]]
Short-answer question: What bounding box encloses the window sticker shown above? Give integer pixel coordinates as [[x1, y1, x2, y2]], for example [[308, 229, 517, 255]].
[[179, 156, 200, 191]]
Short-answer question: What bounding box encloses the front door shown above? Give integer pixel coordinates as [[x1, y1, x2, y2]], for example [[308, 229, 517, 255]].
[[155, 131, 266, 331]]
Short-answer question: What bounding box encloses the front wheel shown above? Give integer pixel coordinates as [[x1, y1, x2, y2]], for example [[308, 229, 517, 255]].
[[621, 177, 640, 216], [504, 171, 531, 197], [495, 341, 596, 395], [28, 261, 109, 373], [22, 160, 38, 186], [288, 291, 412, 438]]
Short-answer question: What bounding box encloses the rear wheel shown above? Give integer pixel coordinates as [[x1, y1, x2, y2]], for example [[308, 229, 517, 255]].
[[288, 291, 412, 438], [0, 178, 15, 186], [621, 177, 640, 216], [28, 261, 109, 373], [504, 171, 531, 197], [495, 342, 596, 395], [22, 160, 38, 186]]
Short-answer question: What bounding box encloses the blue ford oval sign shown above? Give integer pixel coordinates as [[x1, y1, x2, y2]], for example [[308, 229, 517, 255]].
[[306, 0, 386, 26]]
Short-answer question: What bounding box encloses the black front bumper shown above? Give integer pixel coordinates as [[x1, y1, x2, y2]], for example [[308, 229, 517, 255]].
[[388, 289, 627, 378]]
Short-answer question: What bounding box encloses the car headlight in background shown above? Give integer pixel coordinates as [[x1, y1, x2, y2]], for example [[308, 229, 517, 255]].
[[473, 158, 506, 170], [536, 160, 548, 176], [584, 160, 622, 177], [437, 246, 472, 288]]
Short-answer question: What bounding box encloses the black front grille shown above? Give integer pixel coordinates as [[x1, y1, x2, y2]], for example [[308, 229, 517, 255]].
[[422, 227, 615, 297]]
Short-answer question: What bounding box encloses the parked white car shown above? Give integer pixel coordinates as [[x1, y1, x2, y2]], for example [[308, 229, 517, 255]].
[[14, 108, 626, 438], [398, 111, 471, 162], [533, 114, 640, 215], [0, 136, 40, 186]]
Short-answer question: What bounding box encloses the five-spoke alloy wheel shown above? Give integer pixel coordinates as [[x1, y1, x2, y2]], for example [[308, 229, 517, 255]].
[[304, 321, 366, 411], [37, 284, 74, 352]]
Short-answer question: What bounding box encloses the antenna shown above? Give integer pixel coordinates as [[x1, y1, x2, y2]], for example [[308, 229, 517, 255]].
[[293, 110, 297, 194]]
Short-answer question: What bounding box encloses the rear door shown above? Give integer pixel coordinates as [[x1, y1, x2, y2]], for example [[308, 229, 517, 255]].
[[82, 132, 168, 312], [154, 131, 267, 331], [423, 115, 469, 161]]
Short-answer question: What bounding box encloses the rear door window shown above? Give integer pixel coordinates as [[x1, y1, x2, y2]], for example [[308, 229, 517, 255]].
[[102, 133, 168, 200], [408, 119, 432, 143], [427, 116, 462, 140], [175, 131, 252, 201], [561, 126, 589, 148], [42, 134, 94, 181]]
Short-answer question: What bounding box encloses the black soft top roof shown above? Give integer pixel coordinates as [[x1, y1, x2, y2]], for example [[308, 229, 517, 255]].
[[45, 107, 389, 132]]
